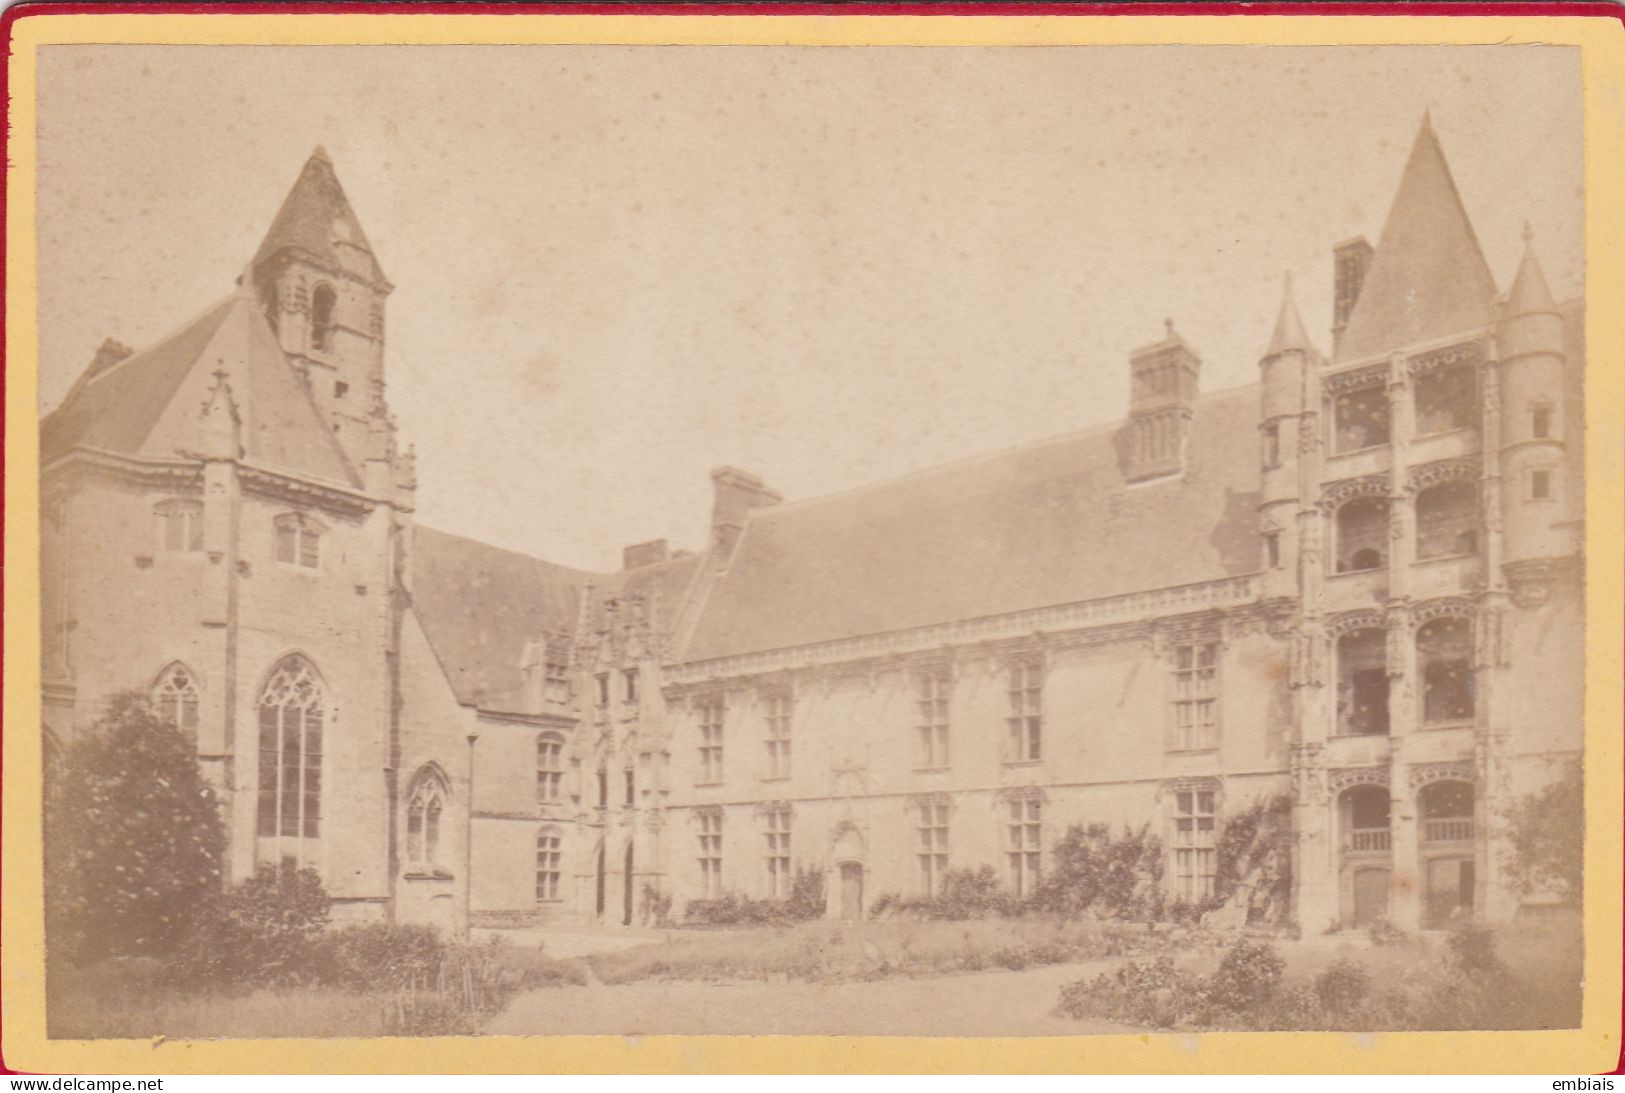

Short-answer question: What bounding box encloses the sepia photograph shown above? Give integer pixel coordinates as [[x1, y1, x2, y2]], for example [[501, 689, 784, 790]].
[[7, 12, 1619, 1073]]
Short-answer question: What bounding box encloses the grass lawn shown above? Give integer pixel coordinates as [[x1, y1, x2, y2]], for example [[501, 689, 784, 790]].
[[585, 915, 1153, 985]]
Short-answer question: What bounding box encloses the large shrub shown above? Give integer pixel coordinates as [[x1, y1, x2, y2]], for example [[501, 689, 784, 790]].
[[1029, 823, 1162, 919], [786, 867, 827, 921], [169, 861, 330, 987], [1205, 939, 1286, 1013], [320, 922, 445, 991], [1500, 759, 1582, 903], [44, 692, 226, 961]]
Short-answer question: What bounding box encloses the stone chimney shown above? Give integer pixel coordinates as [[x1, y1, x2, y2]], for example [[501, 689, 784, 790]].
[[710, 466, 781, 557], [88, 337, 133, 378], [1332, 236, 1374, 350], [623, 538, 670, 570], [1120, 321, 1201, 483]]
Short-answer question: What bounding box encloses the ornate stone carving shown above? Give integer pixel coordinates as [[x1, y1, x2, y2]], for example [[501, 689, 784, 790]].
[[1327, 608, 1384, 637], [1322, 363, 1389, 395], [1474, 602, 1508, 669], [1407, 340, 1485, 377], [1290, 629, 1326, 689], [1406, 456, 1481, 494], [1319, 473, 1392, 512], [1290, 744, 1326, 805], [1410, 596, 1475, 626], [1408, 761, 1475, 790], [1328, 766, 1390, 792]]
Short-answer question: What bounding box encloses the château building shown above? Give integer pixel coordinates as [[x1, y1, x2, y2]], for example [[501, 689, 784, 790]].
[[39, 117, 1584, 935]]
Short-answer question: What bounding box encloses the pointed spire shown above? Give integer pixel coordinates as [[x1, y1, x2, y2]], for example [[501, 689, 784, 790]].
[[1334, 114, 1498, 361], [1505, 223, 1557, 317], [1264, 273, 1315, 359], [251, 148, 388, 286]]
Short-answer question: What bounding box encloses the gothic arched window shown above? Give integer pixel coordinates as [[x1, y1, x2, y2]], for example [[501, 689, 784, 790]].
[[406, 767, 448, 867], [152, 662, 201, 743], [256, 655, 326, 840]]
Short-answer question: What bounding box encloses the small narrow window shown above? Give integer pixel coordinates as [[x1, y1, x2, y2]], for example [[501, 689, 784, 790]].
[[763, 692, 792, 779], [697, 812, 723, 898], [1531, 405, 1553, 440], [697, 697, 725, 784], [334, 381, 349, 399], [1264, 532, 1281, 570], [310, 284, 336, 351], [596, 673, 609, 706], [535, 828, 562, 901], [917, 802, 949, 896], [597, 768, 608, 808], [536, 735, 564, 804], [1006, 798, 1042, 896], [624, 668, 639, 704], [763, 806, 791, 898], [1262, 422, 1281, 469], [624, 768, 635, 807], [152, 663, 201, 743], [1530, 470, 1552, 501]]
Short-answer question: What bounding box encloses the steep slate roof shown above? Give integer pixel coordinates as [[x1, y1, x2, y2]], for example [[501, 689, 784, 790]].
[[42, 291, 361, 486], [252, 146, 389, 286], [411, 526, 600, 711], [1506, 230, 1559, 317], [1263, 275, 1316, 359], [1335, 117, 1499, 363], [680, 384, 1264, 663]]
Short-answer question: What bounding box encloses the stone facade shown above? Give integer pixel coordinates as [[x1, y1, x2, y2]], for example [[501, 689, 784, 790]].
[[40, 118, 1584, 937]]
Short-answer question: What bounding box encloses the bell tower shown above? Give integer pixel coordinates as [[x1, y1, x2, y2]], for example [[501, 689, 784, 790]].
[[250, 146, 393, 472]]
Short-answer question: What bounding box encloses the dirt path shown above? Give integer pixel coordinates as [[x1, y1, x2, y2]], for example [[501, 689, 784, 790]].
[[486, 958, 1131, 1036]]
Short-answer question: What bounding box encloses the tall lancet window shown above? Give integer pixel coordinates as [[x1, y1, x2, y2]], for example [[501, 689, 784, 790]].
[[406, 767, 448, 868], [256, 655, 326, 842]]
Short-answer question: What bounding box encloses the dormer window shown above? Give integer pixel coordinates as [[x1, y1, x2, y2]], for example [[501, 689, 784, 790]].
[[273, 513, 321, 569], [154, 498, 203, 553], [310, 284, 336, 352]]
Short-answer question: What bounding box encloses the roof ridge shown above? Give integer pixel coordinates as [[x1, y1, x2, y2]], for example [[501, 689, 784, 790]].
[[414, 523, 612, 582], [49, 296, 235, 418], [756, 381, 1260, 519]]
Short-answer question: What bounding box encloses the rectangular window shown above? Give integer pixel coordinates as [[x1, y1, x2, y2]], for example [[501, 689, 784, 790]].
[[1006, 661, 1042, 762], [917, 802, 949, 896], [698, 811, 723, 899], [274, 516, 319, 569], [1172, 642, 1219, 751], [536, 736, 564, 803], [1006, 799, 1041, 896], [916, 671, 950, 769], [625, 768, 635, 807], [595, 673, 609, 706], [544, 661, 569, 703], [763, 692, 792, 779], [698, 697, 725, 784], [1532, 405, 1553, 439], [1333, 386, 1391, 453], [1264, 532, 1281, 570], [1262, 422, 1281, 468], [535, 831, 562, 901], [624, 668, 639, 703], [1531, 470, 1552, 500], [156, 501, 203, 553], [764, 807, 791, 898], [1173, 789, 1217, 902]]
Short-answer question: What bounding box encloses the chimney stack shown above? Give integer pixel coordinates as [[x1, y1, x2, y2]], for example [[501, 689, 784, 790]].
[[1120, 321, 1201, 483], [622, 538, 670, 570], [710, 466, 782, 558], [1332, 237, 1374, 350]]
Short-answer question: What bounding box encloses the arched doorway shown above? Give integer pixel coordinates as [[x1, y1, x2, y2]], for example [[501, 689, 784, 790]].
[[1336, 782, 1392, 926], [832, 822, 865, 921], [1418, 779, 1476, 928]]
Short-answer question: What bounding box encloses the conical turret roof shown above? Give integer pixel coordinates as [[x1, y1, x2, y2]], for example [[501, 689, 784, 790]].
[[251, 146, 388, 287], [1505, 225, 1558, 317], [1263, 274, 1316, 359], [1335, 115, 1498, 362]]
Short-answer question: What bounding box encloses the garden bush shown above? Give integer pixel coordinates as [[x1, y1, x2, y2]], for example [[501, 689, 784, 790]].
[[168, 860, 331, 988], [1367, 916, 1411, 946], [320, 922, 445, 992], [1029, 823, 1162, 920], [1205, 939, 1286, 1012], [1446, 919, 1503, 976], [44, 692, 226, 962], [1313, 958, 1371, 1014]]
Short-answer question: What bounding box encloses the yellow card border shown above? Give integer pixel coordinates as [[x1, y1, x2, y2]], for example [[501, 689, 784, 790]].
[[4, 9, 1622, 1075]]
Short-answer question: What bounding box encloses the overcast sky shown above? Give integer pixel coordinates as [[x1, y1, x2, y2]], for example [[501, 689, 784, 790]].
[[35, 44, 1582, 571]]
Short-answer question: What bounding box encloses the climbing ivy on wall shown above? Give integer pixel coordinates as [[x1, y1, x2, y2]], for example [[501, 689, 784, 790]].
[[1213, 795, 1294, 924]]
